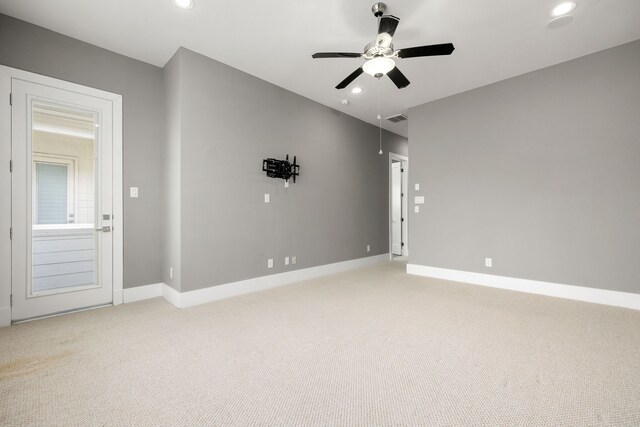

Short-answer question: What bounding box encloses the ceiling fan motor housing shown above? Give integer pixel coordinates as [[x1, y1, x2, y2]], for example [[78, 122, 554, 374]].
[[363, 41, 395, 60]]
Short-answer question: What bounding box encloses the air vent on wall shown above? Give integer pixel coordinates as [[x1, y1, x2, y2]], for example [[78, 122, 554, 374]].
[[386, 113, 408, 123]]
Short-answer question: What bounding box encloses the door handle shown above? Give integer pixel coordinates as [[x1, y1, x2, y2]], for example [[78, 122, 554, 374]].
[[95, 226, 111, 233]]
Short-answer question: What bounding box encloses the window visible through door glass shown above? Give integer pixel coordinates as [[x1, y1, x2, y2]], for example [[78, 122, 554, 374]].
[[31, 102, 98, 294]]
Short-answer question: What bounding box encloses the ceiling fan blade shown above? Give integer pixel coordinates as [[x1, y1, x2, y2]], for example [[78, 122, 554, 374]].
[[378, 15, 400, 37], [387, 67, 410, 89], [397, 43, 455, 59], [336, 67, 364, 89], [312, 52, 362, 59]]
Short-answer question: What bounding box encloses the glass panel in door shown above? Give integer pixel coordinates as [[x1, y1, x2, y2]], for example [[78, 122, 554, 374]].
[[30, 102, 98, 295]]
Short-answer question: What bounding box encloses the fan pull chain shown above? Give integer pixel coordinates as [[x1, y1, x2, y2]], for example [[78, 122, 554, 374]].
[[377, 77, 383, 155]]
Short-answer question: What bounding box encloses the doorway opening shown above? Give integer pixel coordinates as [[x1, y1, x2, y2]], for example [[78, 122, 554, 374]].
[[389, 153, 408, 260], [0, 66, 123, 325]]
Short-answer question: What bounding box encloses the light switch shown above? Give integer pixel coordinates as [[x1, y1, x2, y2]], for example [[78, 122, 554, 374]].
[[267, 259, 273, 268], [414, 196, 425, 205], [130, 187, 139, 198], [415, 183, 420, 191], [284, 181, 289, 188], [291, 256, 297, 265], [285, 257, 290, 265], [264, 193, 270, 203]]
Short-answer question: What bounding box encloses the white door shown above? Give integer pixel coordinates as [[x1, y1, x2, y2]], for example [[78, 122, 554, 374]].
[[391, 161, 402, 256], [11, 78, 114, 321]]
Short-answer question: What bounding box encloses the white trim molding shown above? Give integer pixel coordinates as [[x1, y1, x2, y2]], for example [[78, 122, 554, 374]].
[[123, 283, 163, 303], [113, 289, 123, 306], [124, 254, 389, 309], [0, 67, 12, 326], [177, 254, 388, 308], [111, 96, 124, 305], [407, 264, 640, 311], [162, 284, 181, 307]]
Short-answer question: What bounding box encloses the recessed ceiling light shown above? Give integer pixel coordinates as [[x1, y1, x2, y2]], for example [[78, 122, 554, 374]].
[[551, 2, 576, 17], [547, 15, 574, 29], [351, 87, 362, 94], [172, 0, 194, 9]]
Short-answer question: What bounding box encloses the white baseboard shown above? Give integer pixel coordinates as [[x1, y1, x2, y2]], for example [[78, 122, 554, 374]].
[[0, 306, 10, 327], [176, 254, 387, 308], [162, 284, 181, 307], [123, 283, 163, 303], [122, 254, 388, 309], [407, 264, 640, 311]]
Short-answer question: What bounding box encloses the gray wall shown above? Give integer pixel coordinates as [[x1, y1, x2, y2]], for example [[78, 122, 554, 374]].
[[408, 39, 640, 293], [0, 14, 407, 293], [0, 14, 163, 288], [172, 48, 407, 292]]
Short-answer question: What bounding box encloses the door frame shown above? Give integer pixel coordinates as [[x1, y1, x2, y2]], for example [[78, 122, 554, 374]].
[[388, 152, 408, 259], [0, 66, 123, 326]]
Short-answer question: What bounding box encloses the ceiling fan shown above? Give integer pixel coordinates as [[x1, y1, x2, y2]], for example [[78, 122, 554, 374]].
[[311, 2, 455, 90]]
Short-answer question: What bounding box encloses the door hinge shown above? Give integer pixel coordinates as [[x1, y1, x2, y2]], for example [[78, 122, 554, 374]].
[[401, 218, 404, 222], [401, 169, 404, 172], [9, 93, 12, 106], [9, 295, 12, 307], [9, 160, 12, 173], [401, 192, 404, 197], [401, 242, 405, 247], [9, 227, 12, 240]]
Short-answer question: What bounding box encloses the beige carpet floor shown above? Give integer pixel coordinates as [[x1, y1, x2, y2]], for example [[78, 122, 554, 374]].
[[2, 261, 640, 426]]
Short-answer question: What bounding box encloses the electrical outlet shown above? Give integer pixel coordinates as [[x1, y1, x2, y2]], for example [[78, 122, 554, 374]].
[[169, 267, 173, 279], [264, 193, 270, 203], [415, 183, 420, 191], [367, 245, 370, 252], [292, 256, 297, 265], [268, 258, 273, 269], [284, 181, 289, 188], [130, 187, 139, 198], [485, 258, 492, 268], [285, 257, 290, 265], [414, 205, 420, 213]]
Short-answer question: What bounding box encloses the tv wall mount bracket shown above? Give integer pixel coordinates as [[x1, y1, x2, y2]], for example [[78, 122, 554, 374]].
[[262, 154, 300, 183]]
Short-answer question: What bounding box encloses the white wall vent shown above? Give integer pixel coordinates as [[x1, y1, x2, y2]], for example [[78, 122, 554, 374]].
[[386, 114, 408, 123]]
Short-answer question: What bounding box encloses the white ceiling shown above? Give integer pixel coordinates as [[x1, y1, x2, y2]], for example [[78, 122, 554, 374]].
[[2, 0, 640, 137]]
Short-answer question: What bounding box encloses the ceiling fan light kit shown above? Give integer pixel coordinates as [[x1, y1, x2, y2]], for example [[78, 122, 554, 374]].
[[363, 57, 396, 77], [311, 2, 455, 90]]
